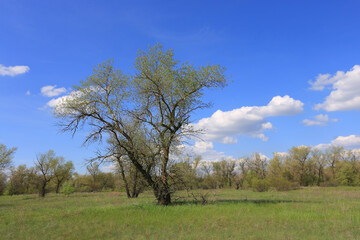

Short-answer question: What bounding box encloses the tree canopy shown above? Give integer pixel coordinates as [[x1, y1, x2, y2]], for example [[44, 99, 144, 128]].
[[0, 143, 17, 170]]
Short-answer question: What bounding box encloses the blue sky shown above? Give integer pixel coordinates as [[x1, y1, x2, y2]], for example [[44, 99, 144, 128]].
[[1, 0, 360, 173]]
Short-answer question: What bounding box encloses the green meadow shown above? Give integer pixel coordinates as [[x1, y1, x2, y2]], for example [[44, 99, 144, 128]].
[[1, 187, 360, 240]]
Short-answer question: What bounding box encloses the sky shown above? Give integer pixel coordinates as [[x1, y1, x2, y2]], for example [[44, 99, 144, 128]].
[[1, 0, 360, 173]]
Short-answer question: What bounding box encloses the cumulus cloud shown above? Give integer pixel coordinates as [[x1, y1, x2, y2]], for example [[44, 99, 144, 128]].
[[222, 136, 238, 144], [101, 163, 117, 173], [311, 65, 360, 111], [309, 73, 335, 91], [316, 135, 360, 149], [26, 90, 31, 96], [191, 95, 303, 143], [351, 149, 360, 157], [302, 114, 338, 126], [178, 141, 234, 162], [41, 90, 82, 113], [46, 95, 69, 108], [0, 64, 30, 76], [41, 85, 67, 97], [273, 152, 288, 159]]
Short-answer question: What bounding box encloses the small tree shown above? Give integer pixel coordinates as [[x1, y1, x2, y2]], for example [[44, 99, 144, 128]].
[[247, 153, 267, 180], [267, 153, 294, 191], [62, 180, 75, 196], [7, 165, 30, 195], [92, 138, 147, 198], [234, 157, 249, 189], [52, 158, 74, 193], [87, 162, 100, 192], [311, 148, 327, 186], [212, 159, 236, 188], [325, 146, 344, 182], [116, 157, 145, 198], [35, 150, 57, 197]]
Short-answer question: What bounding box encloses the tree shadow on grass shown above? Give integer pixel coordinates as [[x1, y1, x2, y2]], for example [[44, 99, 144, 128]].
[[0, 203, 14, 208], [171, 198, 311, 206]]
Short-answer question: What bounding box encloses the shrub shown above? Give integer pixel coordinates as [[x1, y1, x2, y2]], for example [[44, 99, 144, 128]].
[[320, 179, 338, 187], [270, 177, 298, 191], [62, 181, 75, 196], [251, 178, 270, 192]]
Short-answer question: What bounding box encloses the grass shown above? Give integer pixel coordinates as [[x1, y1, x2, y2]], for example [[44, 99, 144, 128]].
[[1, 187, 360, 239]]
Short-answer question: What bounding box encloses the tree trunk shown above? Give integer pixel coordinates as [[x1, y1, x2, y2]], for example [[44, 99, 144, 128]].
[[154, 182, 171, 206], [317, 167, 322, 186], [331, 165, 336, 180], [55, 179, 62, 194], [125, 146, 171, 204], [40, 182, 46, 197], [130, 169, 139, 198], [118, 160, 131, 198], [153, 149, 171, 205], [156, 144, 171, 206]]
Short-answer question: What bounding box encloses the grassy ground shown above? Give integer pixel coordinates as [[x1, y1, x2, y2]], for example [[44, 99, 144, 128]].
[[1, 187, 360, 239]]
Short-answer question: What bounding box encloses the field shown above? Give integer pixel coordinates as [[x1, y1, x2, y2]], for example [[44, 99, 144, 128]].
[[1, 187, 360, 240]]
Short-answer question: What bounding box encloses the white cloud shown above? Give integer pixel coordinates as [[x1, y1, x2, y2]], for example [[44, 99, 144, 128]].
[[222, 136, 238, 144], [26, 90, 31, 96], [0, 64, 30, 76], [41, 85, 67, 97], [254, 152, 270, 161], [351, 149, 360, 157], [46, 95, 69, 108], [273, 152, 288, 159], [309, 73, 335, 91], [302, 114, 338, 126], [101, 163, 117, 173], [330, 135, 360, 147], [42, 90, 82, 113], [314, 114, 329, 122], [316, 135, 360, 149], [191, 95, 303, 142], [311, 65, 360, 111], [178, 141, 234, 162], [192, 141, 214, 154]]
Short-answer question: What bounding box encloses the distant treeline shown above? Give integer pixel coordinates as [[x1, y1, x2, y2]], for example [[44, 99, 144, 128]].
[[175, 145, 360, 192], [1, 145, 360, 197]]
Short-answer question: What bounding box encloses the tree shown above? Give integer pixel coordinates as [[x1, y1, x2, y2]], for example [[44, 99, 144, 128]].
[[35, 150, 57, 197], [212, 159, 236, 188], [325, 146, 344, 182], [73, 173, 92, 192], [52, 158, 74, 193], [267, 153, 295, 191], [91, 138, 147, 198], [199, 161, 217, 189], [268, 153, 284, 178], [311, 148, 326, 186], [115, 155, 146, 198], [336, 150, 360, 186], [0, 143, 17, 170], [7, 165, 31, 195], [87, 162, 100, 191], [288, 146, 313, 186], [169, 155, 201, 191], [56, 44, 227, 205], [247, 153, 267, 180], [234, 157, 249, 189]]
